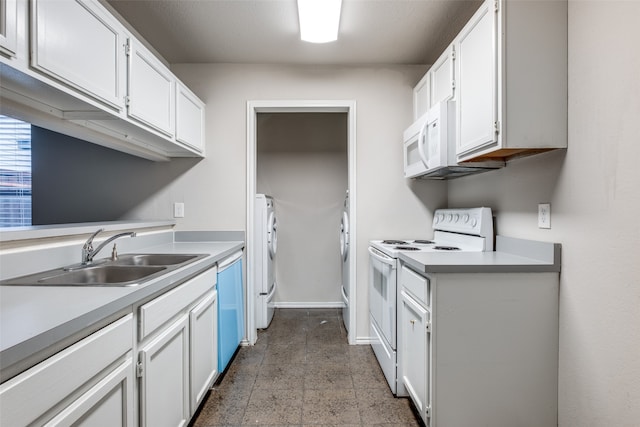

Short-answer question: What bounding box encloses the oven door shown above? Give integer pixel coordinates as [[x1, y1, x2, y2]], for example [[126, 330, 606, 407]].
[[368, 246, 397, 347]]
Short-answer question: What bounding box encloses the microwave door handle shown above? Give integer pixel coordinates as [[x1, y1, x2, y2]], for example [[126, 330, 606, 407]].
[[417, 119, 430, 168]]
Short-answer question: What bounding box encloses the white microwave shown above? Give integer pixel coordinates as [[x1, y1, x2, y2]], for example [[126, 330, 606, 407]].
[[403, 101, 503, 179]]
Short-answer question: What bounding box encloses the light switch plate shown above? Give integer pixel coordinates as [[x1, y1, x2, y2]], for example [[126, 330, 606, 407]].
[[173, 202, 185, 218], [538, 203, 551, 229]]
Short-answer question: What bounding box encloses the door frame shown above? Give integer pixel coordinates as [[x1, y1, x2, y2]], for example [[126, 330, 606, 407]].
[[246, 100, 357, 345]]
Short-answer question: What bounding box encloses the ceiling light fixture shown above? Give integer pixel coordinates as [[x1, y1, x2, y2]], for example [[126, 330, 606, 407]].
[[297, 0, 342, 43]]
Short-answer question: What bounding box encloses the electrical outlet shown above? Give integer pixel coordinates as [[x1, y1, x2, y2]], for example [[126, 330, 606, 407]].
[[538, 203, 551, 229], [173, 202, 185, 218]]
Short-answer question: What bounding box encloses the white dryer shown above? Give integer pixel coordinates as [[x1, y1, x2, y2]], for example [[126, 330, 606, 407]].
[[340, 190, 350, 332], [255, 194, 277, 328]]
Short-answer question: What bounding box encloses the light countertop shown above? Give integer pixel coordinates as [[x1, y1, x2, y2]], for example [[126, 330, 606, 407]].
[[398, 235, 562, 274], [0, 236, 244, 382]]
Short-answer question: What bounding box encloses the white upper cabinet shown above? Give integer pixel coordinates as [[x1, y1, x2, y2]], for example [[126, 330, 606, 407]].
[[412, 43, 454, 121], [429, 43, 455, 108], [0, 0, 205, 161], [455, 0, 567, 162], [127, 38, 175, 137], [0, 0, 18, 57], [176, 81, 205, 153], [455, 1, 497, 157], [412, 72, 430, 121], [31, 0, 125, 111]]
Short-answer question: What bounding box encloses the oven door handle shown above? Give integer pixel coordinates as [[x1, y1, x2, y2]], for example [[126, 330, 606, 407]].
[[368, 246, 396, 266]]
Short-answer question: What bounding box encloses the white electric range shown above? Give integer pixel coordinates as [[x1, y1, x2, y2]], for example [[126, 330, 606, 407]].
[[368, 207, 493, 395]]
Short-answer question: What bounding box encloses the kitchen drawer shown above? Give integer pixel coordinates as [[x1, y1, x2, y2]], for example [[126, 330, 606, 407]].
[[0, 314, 133, 427], [401, 265, 429, 306], [139, 267, 217, 341]]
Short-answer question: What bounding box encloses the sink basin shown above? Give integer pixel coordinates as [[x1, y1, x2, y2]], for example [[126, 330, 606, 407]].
[[0, 253, 208, 287], [39, 265, 166, 286], [113, 253, 200, 266], [1, 265, 167, 287]]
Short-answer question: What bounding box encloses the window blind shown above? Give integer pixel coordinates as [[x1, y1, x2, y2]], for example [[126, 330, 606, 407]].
[[0, 115, 32, 227]]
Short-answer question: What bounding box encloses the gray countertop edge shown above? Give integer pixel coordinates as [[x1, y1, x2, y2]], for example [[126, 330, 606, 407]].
[[398, 236, 562, 275], [0, 241, 244, 382]]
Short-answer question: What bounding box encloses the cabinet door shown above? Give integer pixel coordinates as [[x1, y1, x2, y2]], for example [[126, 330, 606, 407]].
[[176, 81, 205, 152], [189, 290, 218, 413], [31, 0, 125, 110], [127, 38, 175, 137], [400, 290, 430, 422], [0, 0, 17, 57], [430, 44, 455, 107], [43, 358, 134, 427], [139, 314, 190, 427], [455, 0, 498, 157], [0, 315, 133, 427], [413, 72, 430, 121]]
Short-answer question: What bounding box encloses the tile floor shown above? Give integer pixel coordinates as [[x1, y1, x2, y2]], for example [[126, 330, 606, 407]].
[[191, 308, 423, 427]]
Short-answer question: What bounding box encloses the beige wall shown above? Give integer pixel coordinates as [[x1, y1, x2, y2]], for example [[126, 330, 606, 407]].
[[130, 63, 447, 341], [257, 113, 348, 305], [449, 1, 640, 424]]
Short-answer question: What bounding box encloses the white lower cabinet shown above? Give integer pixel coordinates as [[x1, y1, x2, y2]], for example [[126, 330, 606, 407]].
[[139, 314, 190, 427], [399, 263, 560, 427], [400, 290, 430, 421], [0, 267, 219, 427], [189, 290, 218, 413], [137, 267, 218, 426], [0, 314, 134, 427], [44, 358, 135, 427]]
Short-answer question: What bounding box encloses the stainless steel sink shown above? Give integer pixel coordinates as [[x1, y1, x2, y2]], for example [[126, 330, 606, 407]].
[[0, 253, 208, 287], [113, 253, 200, 266], [38, 265, 166, 286]]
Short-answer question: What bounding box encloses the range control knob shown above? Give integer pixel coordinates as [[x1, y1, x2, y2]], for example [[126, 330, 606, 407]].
[[454, 214, 460, 222], [463, 214, 470, 223], [471, 218, 478, 227], [447, 214, 453, 222]]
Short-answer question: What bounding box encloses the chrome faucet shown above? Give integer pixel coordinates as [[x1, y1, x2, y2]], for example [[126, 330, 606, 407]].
[[81, 228, 136, 265]]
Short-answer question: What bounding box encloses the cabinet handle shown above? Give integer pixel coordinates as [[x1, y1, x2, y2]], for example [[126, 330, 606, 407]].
[[410, 319, 416, 326]]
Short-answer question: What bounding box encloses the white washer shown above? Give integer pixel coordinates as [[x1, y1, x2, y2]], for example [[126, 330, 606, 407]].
[[255, 194, 277, 328], [340, 190, 350, 332]]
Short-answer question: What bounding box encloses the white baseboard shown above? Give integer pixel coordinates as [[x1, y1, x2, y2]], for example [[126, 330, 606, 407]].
[[273, 301, 345, 309], [355, 337, 374, 345]]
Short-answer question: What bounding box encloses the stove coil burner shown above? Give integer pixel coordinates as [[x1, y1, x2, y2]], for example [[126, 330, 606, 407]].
[[382, 240, 408, 245], [433, 246, 461, 251], [394, 245, 421, 251], [413, 240, 435, 244]]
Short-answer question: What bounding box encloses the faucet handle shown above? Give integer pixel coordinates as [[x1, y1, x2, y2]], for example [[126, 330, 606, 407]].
[[81, 228, 105, 264], [84, 228, 105, 248]]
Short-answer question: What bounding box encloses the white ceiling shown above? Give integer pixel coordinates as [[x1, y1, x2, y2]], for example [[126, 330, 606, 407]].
[[105, 0, 482, 65]]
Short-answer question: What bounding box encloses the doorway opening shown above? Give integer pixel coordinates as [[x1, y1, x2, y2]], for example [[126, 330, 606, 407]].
[[246, 101, 356, 345]]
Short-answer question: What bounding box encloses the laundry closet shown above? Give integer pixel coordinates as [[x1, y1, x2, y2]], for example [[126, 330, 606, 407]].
[[256, 113, 348, 308]]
